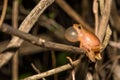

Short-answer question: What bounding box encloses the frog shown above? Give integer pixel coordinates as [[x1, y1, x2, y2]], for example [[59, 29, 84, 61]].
[[65, 24, 102, 62]]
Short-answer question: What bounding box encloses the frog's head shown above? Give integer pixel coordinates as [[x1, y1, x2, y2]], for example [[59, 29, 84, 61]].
[[73, 24, 84, 38], [73, 24, 83, 34]]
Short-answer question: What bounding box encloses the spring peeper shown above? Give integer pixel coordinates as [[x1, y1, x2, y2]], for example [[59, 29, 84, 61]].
[[73, 24, 102, 62]]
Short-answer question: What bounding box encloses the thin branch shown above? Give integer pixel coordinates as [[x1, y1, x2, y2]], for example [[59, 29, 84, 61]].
[[99, 0, 105, 15], [12, 0, 19, 80], [110, 0, 120, 32], [1, 24, 85, 54], [0, 0, 8, 28], [0, 0, 55, 68], [93, 0, 99, 35], [39, 15, 65, 40], [12, 0, 18, 29], [0, 40, 49, 56], [95, 1, 112, 79], [98, 0, 112, 52], [98, 0, 112, 42], [51, 51, 58, 80], [101, 25, 112, 52], [31, 63, 46, 80], [109, 41, 120, 49], [55, 0, 93, 32], [23, 59, 80, 80], [12, 51, 19, 80]]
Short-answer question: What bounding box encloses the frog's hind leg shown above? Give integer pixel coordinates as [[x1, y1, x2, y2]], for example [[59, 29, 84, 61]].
[[86, 50, 96, 62], [91, 47, 102, 60], [80, 43, 96, 62]]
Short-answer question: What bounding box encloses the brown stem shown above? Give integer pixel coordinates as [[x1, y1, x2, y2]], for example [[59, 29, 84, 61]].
[[12, 0, 19, 80], [55, 0, 93, 32], [0, 0, 8, 28], [24, 59, 80, 80], [1, 24, 85, 54], [98, 0, 112, 42]]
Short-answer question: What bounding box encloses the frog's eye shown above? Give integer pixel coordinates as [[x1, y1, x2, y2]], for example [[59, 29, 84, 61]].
[[78, 25, 82, 29], [65, 27, 78, 42]]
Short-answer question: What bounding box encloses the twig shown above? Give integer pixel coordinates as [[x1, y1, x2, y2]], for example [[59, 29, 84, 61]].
[[1, 24, 85, 54], [20, 6, 66, 40], [66, 57, 75, 80], [98, 0, 112, 42], [98, 0, 112, 53], [55, 0, 93, 32], [99, 0, 104, 15], [23, 59, 80, 80], [39, 15, 65, 40], [0, 0, 55, 68], [110, 0, 120, 32], [101, 25, 112, 52], [93, 0, 99, 35], [95, 0, 112, 79], [0, 40, 48, 56], [12, 0, 19, 80], [31, 63, 40, 74], [12, 51, 19, 80], [12, 0, 18, 29], [51, 51, 58, 80], [109, 41, 120, 49], [0, 0, 8, 28], [31, 63, 46, 80]]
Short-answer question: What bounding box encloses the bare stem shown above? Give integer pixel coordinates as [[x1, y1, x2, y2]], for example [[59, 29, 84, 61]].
[[0, 0, 8, 28], [1, 24, 85, 54], [98, 0, 112, 42], [23, 59, 80, 80], [93, 0, 99, 35], [55, 0, 93, 32]]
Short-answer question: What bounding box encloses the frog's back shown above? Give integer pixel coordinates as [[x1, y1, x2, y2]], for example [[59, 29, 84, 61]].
[[82, 30, 100, 47]]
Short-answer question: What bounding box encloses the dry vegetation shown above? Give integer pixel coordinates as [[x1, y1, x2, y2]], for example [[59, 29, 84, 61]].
[[0, 0, 120, 80]]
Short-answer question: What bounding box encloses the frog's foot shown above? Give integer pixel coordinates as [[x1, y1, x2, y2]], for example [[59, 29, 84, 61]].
[[95, 53, 102, 60], [91, 46, 102, 60], [86, 51, 96, 62]]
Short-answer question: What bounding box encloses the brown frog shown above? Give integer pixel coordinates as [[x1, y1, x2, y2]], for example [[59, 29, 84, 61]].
[[65, 24, 102, 62]]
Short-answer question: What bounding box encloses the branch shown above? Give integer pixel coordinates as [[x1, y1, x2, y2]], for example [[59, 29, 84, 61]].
[[55, 0, 93, 32], [0, 40, 48, 56], [98, 0, 112, 42], [110, 0, 120, 32], [1, 24, 84, 54], [39, 15, 65, 40], [98, 0, 112, 52], [93, 0, 99, 35], [0, 0, 8, 27], [0, 0, 55, 68], [23, 59, 80, 80], [12, 0, 19, 80]]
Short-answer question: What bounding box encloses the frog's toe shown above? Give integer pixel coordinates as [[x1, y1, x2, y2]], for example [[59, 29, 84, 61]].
[[86, 52, 96, 62], [95, 53, 102, 60]]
